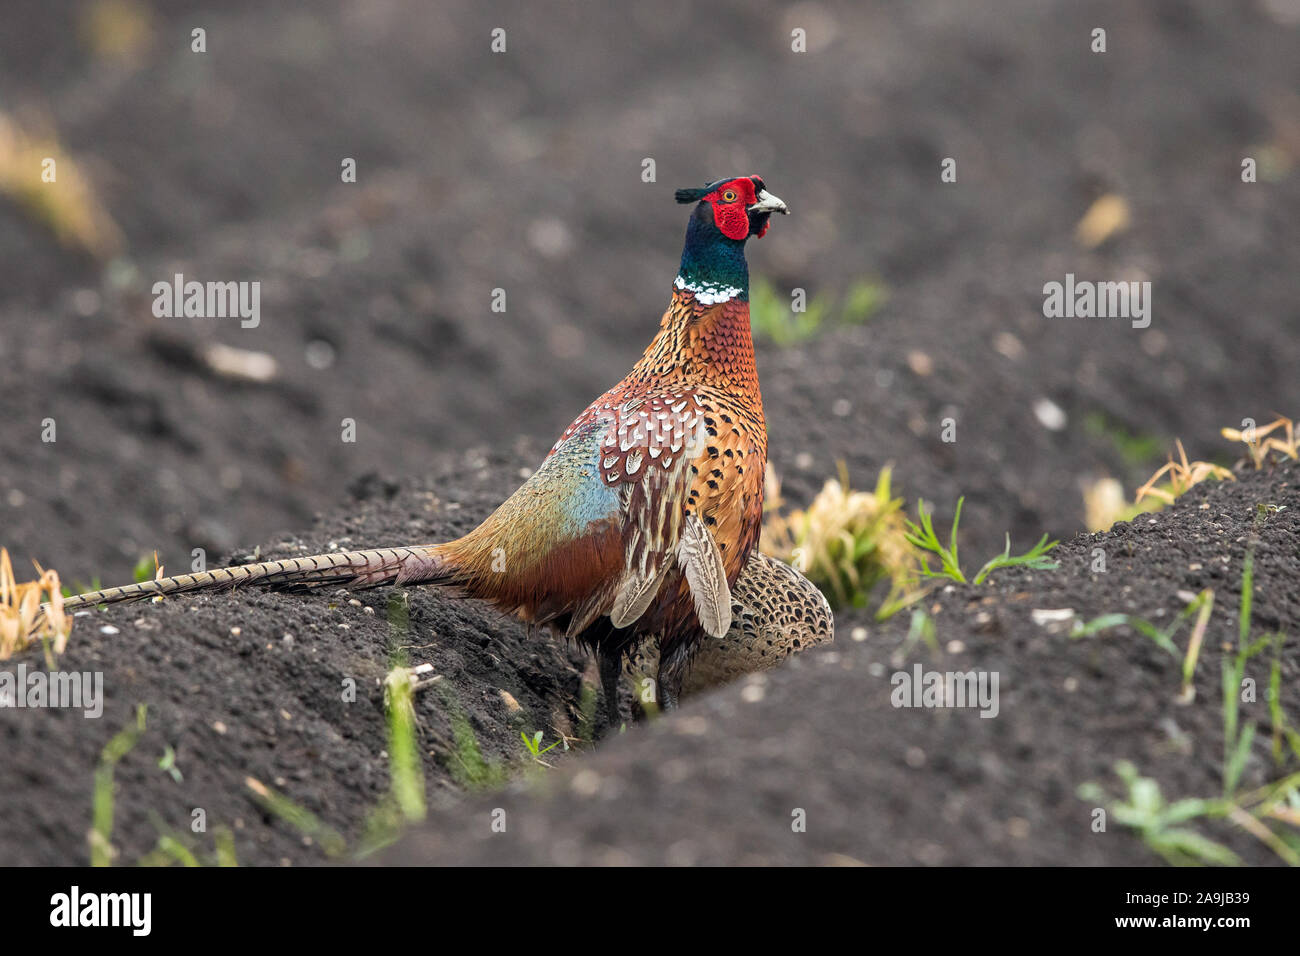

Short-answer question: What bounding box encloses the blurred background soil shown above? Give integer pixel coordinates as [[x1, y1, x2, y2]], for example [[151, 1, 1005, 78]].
[[1, 0, 1298, 865]]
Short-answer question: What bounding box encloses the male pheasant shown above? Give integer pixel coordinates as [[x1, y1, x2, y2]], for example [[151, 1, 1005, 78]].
[[61, 175, 813, 721]]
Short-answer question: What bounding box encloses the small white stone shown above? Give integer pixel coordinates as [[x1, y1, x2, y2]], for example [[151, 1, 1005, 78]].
[[1032, 397, 1068, 432], [1031, 608, 1075, 626]]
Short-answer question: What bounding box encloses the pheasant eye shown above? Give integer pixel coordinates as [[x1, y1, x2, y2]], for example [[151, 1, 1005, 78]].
[[722, 189, 737, 202]]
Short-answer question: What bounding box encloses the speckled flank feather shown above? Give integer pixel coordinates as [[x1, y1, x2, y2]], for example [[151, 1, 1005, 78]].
[[628, 550, 833, 695]]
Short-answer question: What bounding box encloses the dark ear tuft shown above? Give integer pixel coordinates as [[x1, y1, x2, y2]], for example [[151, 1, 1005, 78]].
[[675, 187, 709, 204]]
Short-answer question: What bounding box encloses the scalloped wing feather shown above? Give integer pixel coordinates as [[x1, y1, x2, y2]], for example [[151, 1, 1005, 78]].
[[677, 513, 732, 638]]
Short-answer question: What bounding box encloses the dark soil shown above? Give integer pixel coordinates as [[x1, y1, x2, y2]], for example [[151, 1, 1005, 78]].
[[382, 459, 1300, 866], [2, 0, 1299, 865], [2, 451, 599, 866]]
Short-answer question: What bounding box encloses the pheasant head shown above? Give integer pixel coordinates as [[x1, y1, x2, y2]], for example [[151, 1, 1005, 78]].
[[673, 175, 787, 305]]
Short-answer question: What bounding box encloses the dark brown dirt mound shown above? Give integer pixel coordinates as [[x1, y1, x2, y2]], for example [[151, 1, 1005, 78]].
[[3, 457, 1296, 866], [378, 458, 1300, 866], [1, 448, 595, 867]]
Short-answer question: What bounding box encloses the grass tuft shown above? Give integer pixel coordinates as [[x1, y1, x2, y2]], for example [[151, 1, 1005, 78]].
[[1221, 416, 1297, 470], [521, 730, 563, 766], [0, 110, 123, 259], [1071, 589, 1215, 704], [1082, 415, 1300, 531], [357, 663, 431, 855], [382, 666, 426, 822], [1134, 439, 1234, 507], [1078, 762, 1240, 867], [1086, 415, 1297, 532], [0, 547, 72, 664], [762, 465, 921, 616], [903, 497, 1058, 586], [1076, 551, 1300, 865]]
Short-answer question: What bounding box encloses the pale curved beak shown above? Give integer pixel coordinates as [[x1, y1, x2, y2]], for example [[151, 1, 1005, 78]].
[[748, 189, 789, 215]]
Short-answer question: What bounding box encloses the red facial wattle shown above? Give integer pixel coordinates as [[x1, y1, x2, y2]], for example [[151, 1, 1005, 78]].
[[710, 200, 750, 240], [705, 178, 760, 241]]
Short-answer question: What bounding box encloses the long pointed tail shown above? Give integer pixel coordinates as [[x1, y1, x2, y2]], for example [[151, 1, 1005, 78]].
[[61, 545, 451, 611]]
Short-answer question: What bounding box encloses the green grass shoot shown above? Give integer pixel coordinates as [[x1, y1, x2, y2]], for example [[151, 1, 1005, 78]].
[[90, 703, 148, 866], [521, 730, 562, 764], [1078, 761, 1239, 866], [904, 496, 1058, 585]]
